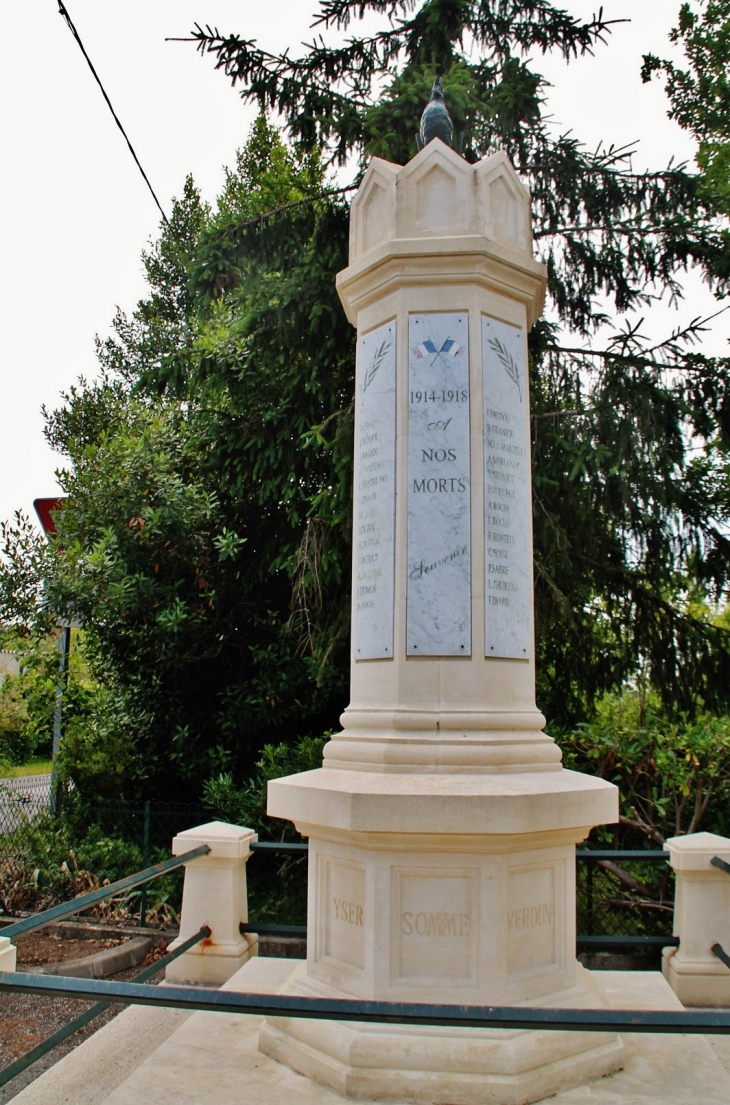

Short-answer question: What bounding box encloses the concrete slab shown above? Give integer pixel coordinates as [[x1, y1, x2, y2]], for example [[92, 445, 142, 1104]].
[[9, 1005, 191, 1105], [14, 964, 730, 1105], [549, 972, 730, 1103]]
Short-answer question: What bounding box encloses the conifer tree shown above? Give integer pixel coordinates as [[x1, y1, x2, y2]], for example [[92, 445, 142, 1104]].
[[183, 0, 730, 721]]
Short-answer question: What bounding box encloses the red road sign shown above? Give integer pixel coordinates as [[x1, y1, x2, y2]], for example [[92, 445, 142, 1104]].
[[33, 497, 66, 536]]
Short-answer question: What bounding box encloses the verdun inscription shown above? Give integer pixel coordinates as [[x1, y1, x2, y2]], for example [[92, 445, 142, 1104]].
[[353, 322, 397, 660], [482, 315, 531, 659], [507, 867, 557, 976], [407, 313, 471, 656]]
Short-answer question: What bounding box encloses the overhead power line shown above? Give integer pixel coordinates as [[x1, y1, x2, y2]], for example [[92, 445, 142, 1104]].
[[57, 1, 169, 225]]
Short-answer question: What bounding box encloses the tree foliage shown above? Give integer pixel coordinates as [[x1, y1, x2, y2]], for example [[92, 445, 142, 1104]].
[[643, 0, 730, 215], [187, 0, 730, 719], [2, 1, 730, 801]]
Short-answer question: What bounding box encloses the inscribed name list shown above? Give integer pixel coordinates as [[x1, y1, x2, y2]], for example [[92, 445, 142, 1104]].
[[482, 316, 531, 659], [353, 321, 397, 660], [407, 313, 471, 656]]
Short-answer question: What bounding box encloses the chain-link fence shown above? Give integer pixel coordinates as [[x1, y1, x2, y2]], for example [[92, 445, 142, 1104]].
[[575, 851, 674, 939], [0, 775, 52, 858]]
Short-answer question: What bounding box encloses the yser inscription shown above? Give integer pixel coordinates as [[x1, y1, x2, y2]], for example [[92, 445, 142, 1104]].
[[353, 322, 397, 660], [482, 316, 531, 659], [407, 313, 471, 656]]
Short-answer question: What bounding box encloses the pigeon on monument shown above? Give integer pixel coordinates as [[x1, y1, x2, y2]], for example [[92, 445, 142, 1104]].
[[416, 76, 454, 151]]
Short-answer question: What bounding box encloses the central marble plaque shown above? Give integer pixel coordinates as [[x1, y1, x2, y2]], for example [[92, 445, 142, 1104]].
[[407, 313, 471, 656], [482, 316, 531, 659], [353, 322, 397, 660]]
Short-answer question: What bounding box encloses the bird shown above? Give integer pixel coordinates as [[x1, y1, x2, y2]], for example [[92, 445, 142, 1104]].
[[416, 77, 454, 151]]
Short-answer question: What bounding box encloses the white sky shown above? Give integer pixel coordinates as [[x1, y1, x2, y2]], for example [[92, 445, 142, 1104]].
[[1, 1, 726, 529]]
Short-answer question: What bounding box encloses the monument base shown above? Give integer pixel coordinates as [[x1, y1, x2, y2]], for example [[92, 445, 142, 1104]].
[[263, 766, 622, 1103], [259, 961, 623, 1105]]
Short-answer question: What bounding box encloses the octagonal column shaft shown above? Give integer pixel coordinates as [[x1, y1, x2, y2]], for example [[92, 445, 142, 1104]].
[[326, 141, 554, 773]]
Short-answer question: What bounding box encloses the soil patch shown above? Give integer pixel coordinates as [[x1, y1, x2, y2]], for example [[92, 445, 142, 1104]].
[[0, 933, 169, 1102]]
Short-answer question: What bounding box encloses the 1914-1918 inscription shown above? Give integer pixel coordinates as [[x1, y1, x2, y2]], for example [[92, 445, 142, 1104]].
[[407, 313, 471, 656], [353, 322, 397, 660], [482, 316, 531, 659]]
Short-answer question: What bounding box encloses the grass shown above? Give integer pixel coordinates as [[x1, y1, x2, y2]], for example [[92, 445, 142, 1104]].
[[0, 759, 53, 778]]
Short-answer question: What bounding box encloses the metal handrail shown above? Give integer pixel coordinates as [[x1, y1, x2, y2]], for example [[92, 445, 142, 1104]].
[[0, 926, 210, 1089], [1, 845, 210, 939], [712, 943, 730, 971], [577, 935, 679, 949], [3, 971, 730, 1034], [576, 850, 669, 861], [711, 855, 730, 876], [250, 841, 309, 854], [240, 922, 306, 936]]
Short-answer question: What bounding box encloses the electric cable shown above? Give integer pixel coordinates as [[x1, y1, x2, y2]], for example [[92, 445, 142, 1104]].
[[57, 1, 169, 225]]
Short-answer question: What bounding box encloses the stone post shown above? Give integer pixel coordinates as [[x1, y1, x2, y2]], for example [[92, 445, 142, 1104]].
[[0, 936, 16, 972], [259, 140, 623, 1105], [165, 821, 257, 986], [663, 831, 730, 1006]]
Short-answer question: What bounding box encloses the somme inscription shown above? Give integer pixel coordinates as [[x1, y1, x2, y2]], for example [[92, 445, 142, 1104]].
[[407, 313, 471, 656], [482, 316, 531, 659], [353, 322, 397, 660], [401, 910, 471, 936], [395, 871, 478, 985]]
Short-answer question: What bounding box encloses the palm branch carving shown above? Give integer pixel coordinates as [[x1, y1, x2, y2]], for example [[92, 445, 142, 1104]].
[[488, 336, 522, 402], [363, 340, 391, 392]]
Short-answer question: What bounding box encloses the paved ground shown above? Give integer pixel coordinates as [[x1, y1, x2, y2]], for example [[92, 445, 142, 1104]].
[[10, 964, 730, 1105]]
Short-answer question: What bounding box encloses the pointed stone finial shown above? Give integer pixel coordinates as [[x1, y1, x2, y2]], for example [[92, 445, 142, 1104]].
[[416, 76, 454, 151]]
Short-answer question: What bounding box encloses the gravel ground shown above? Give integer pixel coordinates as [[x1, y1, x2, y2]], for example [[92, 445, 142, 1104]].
[[0, 931, 168, 1102]]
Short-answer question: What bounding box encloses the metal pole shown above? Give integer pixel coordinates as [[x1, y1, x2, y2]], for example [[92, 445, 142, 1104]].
[[139, 800, 151, 926], [50, 626, 71, 813]]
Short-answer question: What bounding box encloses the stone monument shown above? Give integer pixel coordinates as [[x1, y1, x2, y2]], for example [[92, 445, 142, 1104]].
[[257, 132, 624, 1104]]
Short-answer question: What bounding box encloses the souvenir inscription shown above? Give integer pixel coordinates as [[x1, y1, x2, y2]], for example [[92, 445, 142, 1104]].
[[407, 313, 471, 656], [353, 322, 397, 660], [482, 316, 532, 659]]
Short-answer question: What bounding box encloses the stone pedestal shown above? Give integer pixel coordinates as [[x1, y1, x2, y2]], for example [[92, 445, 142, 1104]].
[[663, 831, 730, 1006], [165, 821, 257, 986], [0, 935, 16, 973], [260, 140, 622, 1104]]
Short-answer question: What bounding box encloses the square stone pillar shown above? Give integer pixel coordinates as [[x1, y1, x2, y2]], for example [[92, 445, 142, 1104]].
[[0, 936, 16, 972], [663, 831, 730, 1006], [165, 821, 258, 986], [259, 140, 623, 1105]]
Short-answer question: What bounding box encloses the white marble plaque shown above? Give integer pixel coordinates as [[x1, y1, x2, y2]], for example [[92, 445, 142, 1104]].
[[482, 316, 531, 659], [407, 313, 471, 656], [353, 322, 397, 660]]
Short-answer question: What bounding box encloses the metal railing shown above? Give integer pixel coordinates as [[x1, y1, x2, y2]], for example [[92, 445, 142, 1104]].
[[0, 838, 691, 1091], [4, 970, 730, 1036], [242, 842, 679, 949], [0, 844, 210, 940], [8, 839, 730, 1097], [0, 926, 210, 1088], [0, 843, 211, 1090]]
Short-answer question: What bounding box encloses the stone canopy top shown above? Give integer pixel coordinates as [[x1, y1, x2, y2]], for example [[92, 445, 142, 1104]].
[[338, 139, 546, 328], [349, 140, 534, 261]]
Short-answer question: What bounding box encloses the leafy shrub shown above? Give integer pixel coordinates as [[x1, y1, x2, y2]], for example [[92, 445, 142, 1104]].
[[202, 733, 327, 924]]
